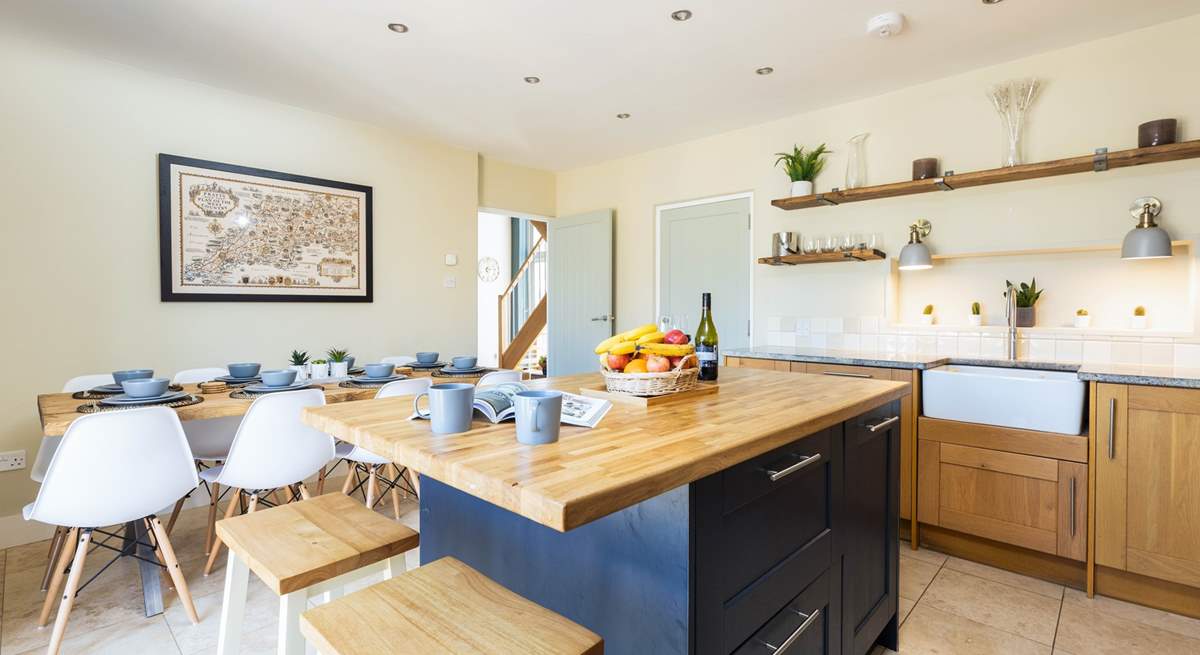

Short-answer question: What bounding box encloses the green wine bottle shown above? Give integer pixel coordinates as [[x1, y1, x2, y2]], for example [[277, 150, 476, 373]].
[[695, 292, 719, 381]]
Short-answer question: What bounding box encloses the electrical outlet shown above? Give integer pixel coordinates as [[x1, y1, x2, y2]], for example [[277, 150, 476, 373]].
[[443, 276, 457, 288], [444, 253, 458, 266], [0, 450, 26, 472]]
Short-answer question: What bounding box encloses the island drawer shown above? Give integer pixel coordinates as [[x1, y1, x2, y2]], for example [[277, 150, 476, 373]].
[[730, 568, 832, 655]]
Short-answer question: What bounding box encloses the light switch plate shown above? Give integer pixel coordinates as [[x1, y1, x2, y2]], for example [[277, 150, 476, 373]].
[[444, 254, 458, 266], [0, 450, 26, 472], [443, 276, 457, 288]]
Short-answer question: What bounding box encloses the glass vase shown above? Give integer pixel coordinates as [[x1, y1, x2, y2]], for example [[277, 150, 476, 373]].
[[845, 133, 869, 189], [1003, 121, 1024, 167]]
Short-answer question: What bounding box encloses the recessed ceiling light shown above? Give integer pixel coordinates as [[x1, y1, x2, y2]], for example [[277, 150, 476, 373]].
[[616, 113, 631, 119], [982, 0, 1004, 4], [524, 76, 541, 84], [755, 67, 774, 76], [386, 23, 408, 33], [670, 9, 693, 21]]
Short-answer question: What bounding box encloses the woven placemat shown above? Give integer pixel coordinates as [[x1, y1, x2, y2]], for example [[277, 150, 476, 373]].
[[431, 368, 495, 379], [339, 379, 393, 389], [73, 384, 184, 400], [77, 394, 203, 414], [229, 385, 321, 400]]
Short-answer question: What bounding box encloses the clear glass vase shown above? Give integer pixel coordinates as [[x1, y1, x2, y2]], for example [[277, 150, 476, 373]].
[[845, 133, 869, 189], [1003, 121, 1024, 167]]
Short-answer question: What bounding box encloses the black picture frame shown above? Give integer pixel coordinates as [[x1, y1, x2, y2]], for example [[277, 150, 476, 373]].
[[158, 153, 373, 302]]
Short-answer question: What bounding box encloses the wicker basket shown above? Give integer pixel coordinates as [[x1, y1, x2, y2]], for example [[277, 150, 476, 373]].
[[600, 354, 700, 397]]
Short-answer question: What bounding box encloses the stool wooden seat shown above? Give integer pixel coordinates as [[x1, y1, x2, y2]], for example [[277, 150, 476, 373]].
[[300, 556, 603, 655], [215, 493, 419, 655]]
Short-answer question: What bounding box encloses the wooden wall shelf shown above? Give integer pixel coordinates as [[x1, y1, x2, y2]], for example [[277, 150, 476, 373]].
[[929, 240, 1191, 261], [771, 140, 1200, 211], [758, 248, 886, 266]]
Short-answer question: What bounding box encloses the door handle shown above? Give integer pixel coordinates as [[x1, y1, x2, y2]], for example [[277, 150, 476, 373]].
[[1069, 477, 1077, 538], [868, 416, 900, 432], [821, 371, 872, 378], [590, 314, 614, 322], [764, 454, 822, 482], [1107, 397, 1116, 460], [757, 608, 821, 653]]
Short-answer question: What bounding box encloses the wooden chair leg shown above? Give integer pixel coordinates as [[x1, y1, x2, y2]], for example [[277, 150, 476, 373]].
[[39, 527, 78, 627], [40, 527, 67, 592], [341, 465, 357, 494], [297, 482, 311, 500], [205, 482, 221, 555], [269, 489, 283, 506], [316, 465, 327, 495], [205, 489, 241, 576], [165, 497, 186, 536], [406, 467, 421, 497], [389, 464, 403, 520], [47, 529, 91, 655], [148, 515, 199, 624], [366, 466, 379, 509]]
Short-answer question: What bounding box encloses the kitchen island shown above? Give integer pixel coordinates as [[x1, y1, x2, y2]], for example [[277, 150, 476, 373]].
[[303, 367, 909, 655]]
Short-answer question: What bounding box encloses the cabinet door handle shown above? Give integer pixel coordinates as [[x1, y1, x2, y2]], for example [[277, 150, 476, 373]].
[[1107, 397, 1117, 460], [765, 454, 822, 482], [822, 371, 871, 378], [759, 608, 821, 653], [1069, 477, 1077, 538], [868, 416, 900, 432]]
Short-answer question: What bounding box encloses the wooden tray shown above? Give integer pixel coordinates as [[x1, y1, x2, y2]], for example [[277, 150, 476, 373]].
[[578, 381, 718, 407]]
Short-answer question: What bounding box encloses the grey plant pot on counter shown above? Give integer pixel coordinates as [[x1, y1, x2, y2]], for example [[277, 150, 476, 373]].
[[1015, 306, 1036, 328]]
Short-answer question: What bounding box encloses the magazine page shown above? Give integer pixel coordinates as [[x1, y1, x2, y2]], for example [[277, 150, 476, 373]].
[[472, 382, 528, 422], [559, 392, 612, 429]]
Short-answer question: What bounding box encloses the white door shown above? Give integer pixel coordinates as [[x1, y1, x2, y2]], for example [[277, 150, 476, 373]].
[[548, 210, 613, 376], [658, 197, 752, 350]]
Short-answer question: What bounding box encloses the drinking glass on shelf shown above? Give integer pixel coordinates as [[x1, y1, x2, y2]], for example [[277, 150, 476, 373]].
[[801, 234, 817, 254], [840, 233, 855, 252], [822, 235, 837, 253]]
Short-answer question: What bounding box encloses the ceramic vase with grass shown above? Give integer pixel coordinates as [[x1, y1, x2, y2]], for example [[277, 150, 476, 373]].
[[1074, 310, 1091, 329], [289, 350, 310, 381], [968, 302, 982, 326], [310, 360, 329, 379], [327, 348, 351, 378]]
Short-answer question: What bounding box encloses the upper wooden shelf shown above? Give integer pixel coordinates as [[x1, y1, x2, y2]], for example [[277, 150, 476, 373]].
[[757, 248, 886, 266], [771, 140, 1200, 211]]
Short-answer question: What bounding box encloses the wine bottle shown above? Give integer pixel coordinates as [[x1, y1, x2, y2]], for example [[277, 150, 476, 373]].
[[695, 292, 719, 381]]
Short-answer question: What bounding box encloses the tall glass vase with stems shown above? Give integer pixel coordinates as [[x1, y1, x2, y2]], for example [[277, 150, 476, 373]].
[[987, 78, 1041, 167], [845, 133, 869, 188]]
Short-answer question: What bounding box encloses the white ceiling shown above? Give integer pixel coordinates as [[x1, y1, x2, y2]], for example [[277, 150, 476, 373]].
[[5, 0, 1198, 170]]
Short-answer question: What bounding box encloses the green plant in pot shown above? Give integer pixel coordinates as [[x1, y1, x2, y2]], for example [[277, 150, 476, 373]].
[[1005, 278, 1043, 327], [326, 348, 351, 378], [969, 301, 983, 326], [1131, 305, 1148, 329], [775, 143, 830, 197], [288, 349, 310, 381], [920, 304, 935, 325]]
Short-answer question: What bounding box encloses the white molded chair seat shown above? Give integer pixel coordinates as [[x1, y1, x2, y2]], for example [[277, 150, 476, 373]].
[[173, 368, 241, 462], [32, 374, 115, 484], [477, 369, 524, 387], [334, 377, 430, 515], [171, 367, 229, 384], [381, 355, 416, 366]]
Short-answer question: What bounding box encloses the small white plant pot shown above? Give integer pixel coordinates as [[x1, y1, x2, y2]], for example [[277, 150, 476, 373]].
[[289, 364, 308, 381], [330, 362, 350, 378], [310, 363, 330, 379], [1130, 316, 1148, 330], [1073, 316, 1091, 329], [790, 180, 814, 197], [919, 314, 935, 326], [968, 315, 982, 327]]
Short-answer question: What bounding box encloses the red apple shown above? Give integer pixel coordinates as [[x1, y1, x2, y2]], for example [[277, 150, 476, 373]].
[[607, 353, 631, 371], [646, 354, 671, 373], [668, 356, 684, 369], [664, 329, 689, 345]]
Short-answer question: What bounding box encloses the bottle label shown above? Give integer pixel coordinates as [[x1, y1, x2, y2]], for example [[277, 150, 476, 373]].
[[696, 346, 718, 362]]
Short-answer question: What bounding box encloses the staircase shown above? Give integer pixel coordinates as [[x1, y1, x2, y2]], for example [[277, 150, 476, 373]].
[[498, 221, 548, 370]]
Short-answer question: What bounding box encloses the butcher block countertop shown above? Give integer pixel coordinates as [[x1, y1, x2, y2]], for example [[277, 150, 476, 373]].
[[302, 367, 909, 532]]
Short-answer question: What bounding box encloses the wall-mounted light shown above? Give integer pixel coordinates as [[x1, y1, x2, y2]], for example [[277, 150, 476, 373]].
[[1121, 196, 1172, 260], [898, 219, 933, 270]]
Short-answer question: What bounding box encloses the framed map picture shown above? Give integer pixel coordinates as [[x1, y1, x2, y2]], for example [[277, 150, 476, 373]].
[[158, 154, 372, 302]]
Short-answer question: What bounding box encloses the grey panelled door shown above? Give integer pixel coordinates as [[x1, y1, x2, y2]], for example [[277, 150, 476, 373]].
[[659, 198, 751, 350], [548, 209, 614, 376]]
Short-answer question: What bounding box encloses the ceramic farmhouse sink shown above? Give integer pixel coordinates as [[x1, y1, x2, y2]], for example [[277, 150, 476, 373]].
[[922, 365, 1086, 435]]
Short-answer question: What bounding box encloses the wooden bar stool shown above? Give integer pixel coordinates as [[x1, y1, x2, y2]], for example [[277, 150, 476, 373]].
[[300, 556, 603, 654], [214, 493, 419, 655]]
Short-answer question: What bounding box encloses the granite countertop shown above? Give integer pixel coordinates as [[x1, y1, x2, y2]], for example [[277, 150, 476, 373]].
[[725, 346, 1200, 388]]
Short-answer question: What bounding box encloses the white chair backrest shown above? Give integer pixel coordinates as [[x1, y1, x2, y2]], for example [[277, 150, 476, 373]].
[[477, 370, 524, 387], [61, 374, 115, 393], [29, 407, 198, 528], [172, 367, 229, 384], [381, 355, 416, 366], [218, 389, 334, 490], [374, 377, 432, 399]]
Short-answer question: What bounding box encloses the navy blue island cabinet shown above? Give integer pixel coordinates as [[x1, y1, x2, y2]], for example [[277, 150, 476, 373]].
[[418, 399, 900, 655]]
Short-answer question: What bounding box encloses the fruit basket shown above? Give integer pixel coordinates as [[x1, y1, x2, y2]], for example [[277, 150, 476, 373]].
[[601, 354, 699, 396], [595, 323, 701, 397]]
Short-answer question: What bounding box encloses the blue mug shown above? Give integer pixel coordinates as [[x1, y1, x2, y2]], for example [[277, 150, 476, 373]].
[[413, 383, 475, 434], [514, 390, 563, 445]]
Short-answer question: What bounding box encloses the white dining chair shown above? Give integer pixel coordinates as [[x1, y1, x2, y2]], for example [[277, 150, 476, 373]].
[[381, 355, 416, 366], [169, 367, 242, 547], [336, 378, 431, 515], [201, 388, 335, 575], [26, 407, 201, 655], [477, 369, 525, 386]]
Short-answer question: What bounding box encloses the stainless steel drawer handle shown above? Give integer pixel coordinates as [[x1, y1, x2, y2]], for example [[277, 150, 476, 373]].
[[758, 608, 821, 653], [867, 416, 900, 432], [765, 454, 822, 482], [1069, 477, 1077, 538], [1107, 397, 1116, 460], [821, 371, 871, 378]]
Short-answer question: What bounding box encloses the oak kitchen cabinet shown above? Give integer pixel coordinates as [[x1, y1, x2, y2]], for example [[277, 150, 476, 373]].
[[1095, 383, 1200, 589]]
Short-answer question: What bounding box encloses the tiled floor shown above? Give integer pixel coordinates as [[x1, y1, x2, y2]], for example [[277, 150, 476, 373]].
[[5, 500, 1200, 654]]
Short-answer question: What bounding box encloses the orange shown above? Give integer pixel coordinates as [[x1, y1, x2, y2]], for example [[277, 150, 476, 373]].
[[622, 359, 648, 374]]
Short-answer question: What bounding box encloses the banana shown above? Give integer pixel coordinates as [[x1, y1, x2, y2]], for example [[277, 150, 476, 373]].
[[599, 353, 610, 369], [594, 334, 625, 354], [620, 323, 659, 341], [638, 342, 695, 356], [608, 341, 638, 355], [636, 331, 665, 344]]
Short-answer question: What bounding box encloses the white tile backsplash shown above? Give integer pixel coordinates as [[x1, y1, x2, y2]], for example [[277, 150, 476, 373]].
[[1083, 340, 1112, 364], [1028, 338, 1055, 361], [779, 316, 796, 333], [1141, 341, 1173, 366], [1176, 343, 1200, 368], [980, 336, 1005, 358], [1111, 340, 1142, 364], [826, 317, 844, 334], [811, 318, 828, 334], [956, 334, 981, 357], [1054, 340, 1083, 363]]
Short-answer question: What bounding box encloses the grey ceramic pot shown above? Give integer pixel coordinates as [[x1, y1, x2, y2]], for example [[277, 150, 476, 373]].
[[1014, 306, 1036, 328]]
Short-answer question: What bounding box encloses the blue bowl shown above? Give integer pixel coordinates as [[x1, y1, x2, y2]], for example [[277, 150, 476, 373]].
[[416, 352, 439, 364], [451, 356, 478, 370], [121, 377, 170, 398], [363, 363, 395, 379], [261, 369, 298, 387], [345, 356, 356, 370], [227, 362, 261, 379], [113, 369, 154, 384]]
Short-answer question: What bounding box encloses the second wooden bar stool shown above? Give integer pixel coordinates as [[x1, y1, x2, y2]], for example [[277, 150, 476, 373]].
[[300, 556, 603, 654], [214, 493, 419, 655]]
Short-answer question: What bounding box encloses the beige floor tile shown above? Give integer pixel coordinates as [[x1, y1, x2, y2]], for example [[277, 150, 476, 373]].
[[899, 596, 916, 625], [920, 568, 1061, 645], [11, 615, 180, 655], [900, 604, 1051, 655], [901, 546, 949, 567], [899, 555, 940, 601], [165, 577, 279, 655], [1063, 588, 1200, 642], [1054, 596, 1200, 655], [943, 555, 1065, 600]]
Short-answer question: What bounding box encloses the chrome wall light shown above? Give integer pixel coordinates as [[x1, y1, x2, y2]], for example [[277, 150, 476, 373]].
[[1121, 196, 1172, 260], [898, 219, 933, 270]]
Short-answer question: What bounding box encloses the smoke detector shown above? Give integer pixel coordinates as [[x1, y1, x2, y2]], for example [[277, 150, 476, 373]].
[[866, 12, 905, 37]]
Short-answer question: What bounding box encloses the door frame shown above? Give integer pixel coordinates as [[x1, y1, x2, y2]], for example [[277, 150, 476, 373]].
[[654, 191, 755, 346]]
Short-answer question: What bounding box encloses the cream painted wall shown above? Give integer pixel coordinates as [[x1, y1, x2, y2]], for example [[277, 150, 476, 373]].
[[0, 35, 497, 517], [479, 156, 557, 218], [556, 15, 1200, 339]]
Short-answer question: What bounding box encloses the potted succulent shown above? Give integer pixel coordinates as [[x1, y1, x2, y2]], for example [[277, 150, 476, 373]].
[[1074, 309, 1091, 329], [920, 304, 935, 326], [1005, 278, 1043, 328], [969, 301, 983, 327], [309, 358, 330, 379], [775, 143, 830, 196], [289, 350, 310, 381], [327, 348, 351, 377], [1131, 306, 1148, 329]]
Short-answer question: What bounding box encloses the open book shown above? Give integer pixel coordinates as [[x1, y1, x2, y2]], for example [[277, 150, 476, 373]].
[[473, 382, 612, 429]]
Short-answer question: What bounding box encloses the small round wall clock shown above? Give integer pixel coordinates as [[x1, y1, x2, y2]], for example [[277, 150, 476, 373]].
[[477, 256, 500, 282]]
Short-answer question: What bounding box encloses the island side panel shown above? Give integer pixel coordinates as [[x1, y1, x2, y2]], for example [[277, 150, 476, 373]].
[[419, 477, 691, 655]]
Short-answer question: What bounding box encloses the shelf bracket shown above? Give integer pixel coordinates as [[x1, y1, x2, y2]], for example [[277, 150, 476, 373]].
[[815, 194, 838, 207], [1093, 147, 1109, 172], [934, 176, 955, 191]]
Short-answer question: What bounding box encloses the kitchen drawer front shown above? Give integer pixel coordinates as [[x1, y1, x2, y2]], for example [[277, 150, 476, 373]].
[[731, 568, 832, 655], [728, 357, 792, 371], [723, 428, 833, 513], [805, 362, 895, 380]]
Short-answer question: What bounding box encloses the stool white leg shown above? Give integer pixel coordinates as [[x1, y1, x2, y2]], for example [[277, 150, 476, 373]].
[[317, 586, 343, 605], [216, 550, 250, 655], [385, 553, 407, 579], [278, 589, 306, 655]]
